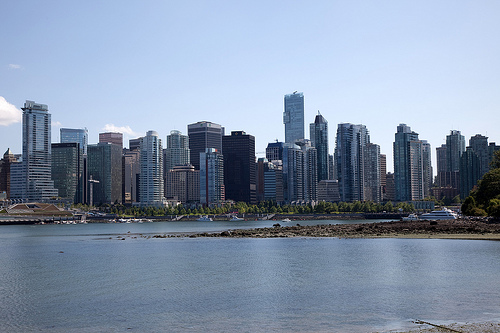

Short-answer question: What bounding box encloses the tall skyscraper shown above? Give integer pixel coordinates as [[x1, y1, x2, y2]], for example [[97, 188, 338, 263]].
[[446, 130, 465, 173], [200, 148, 224, 205], [422, 140, 433, 198], [60, 128, 88, 155], [469, 134, 490, 177], [335, 123, 370, 202], [263, 160, 284, 203], [282, 144, 303, 202], [459, 147, 481, 199], [310, 112, 329, 182], [283, 92, 304, 144], [363, 143, 381, 202], [87, 142, 122, 205], [296, 139, 318, 201], [0, 148, 19, 199], [188, 121, 224, 170], [222, 131, 256, 204], [139, 131, 164, 206], [165, 165, 200, 204], [164, 130, 190, 172], [21, 100, 58, 201], [99, 132, 123, 148], [51, 143, 83, 203], [122, 149, 140, 203], [266, 141, 285, 161]]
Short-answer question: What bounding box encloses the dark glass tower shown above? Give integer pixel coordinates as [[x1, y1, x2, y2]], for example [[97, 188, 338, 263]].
[[310, 112, 329, 182], [222, 131, 256, 204], [283, 92, 304, 144], [51, 143, 83, 203], [87, 143, 123, 205], [188, 121, 224, 170]]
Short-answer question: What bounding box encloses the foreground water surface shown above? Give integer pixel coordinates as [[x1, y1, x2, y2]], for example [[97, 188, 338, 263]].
[[1, 219, 499, 332]]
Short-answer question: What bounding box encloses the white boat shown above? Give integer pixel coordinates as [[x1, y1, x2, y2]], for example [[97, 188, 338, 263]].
[[197, 215, 213, 222], [281, 218, 291, 223], [402, 213, 419, 221], [229, 216, 244, 221], [420, 208, 458, 221]]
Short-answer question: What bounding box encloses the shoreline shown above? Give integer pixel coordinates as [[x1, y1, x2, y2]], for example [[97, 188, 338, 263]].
[[148, 218, 500, 240]]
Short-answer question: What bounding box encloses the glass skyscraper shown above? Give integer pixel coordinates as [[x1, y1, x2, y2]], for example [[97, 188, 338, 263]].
[[51, 142, 83, 203], [283, 92, 304, 144], [21, 100, 58, 201], [60, 128, 88, 155], [165, 130, 190, 172], [139, 131, 164, 206], [310, 112, 329, 182], [200, 148, 224, 205], [188, 121, 224, 170]]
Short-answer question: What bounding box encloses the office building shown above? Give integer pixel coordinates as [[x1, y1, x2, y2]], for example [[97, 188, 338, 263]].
[[139, 131, 164, 206], [200, 148, 224, 205], [363, 143, 381, 202], [164, 130, 190, 173], [469, 134, 490, 177], [51, 143, 83, 203], [266, 141, 285, 161], [263, 160, 284, 203], [296, 139, 317, 201], [129, 138, 142, 151], [60, 128, 88, 155], [165, 165, 200, 204], [393, 124, 424, 201], [188, 121, 224, 170], [422, 141, 433, 198], [446, 130, 465, 173], [0, 149, 19, 199], [123, 149, 140, 203], [21, 100, 58, 201], [283, 92, 304, 144], [380, 154, 387, 200], [310, 112, 329, 182], [334, 123, 370, 202], [99, 132, 123, 148], [282, 144, 303, 202], [459, 147, 481, 199], [87, 142, 122, 205], [222, 131, 256, 204], [317, 180, 340, 202]]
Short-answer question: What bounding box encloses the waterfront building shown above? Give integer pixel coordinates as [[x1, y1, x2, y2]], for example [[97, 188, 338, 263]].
[[380, 154, 387, 201], [139, 131, 165, 207], [256, 158, 267, 202], [309, 112, 329, 182], [296, 139, 318, 201], [165, 165, 200, 204], [334, 123, 370, 202], [459, 147, 481, 199], [51, 143, 83, 203], [263, 160, 284, 203], [188, 121, 224, 170], [469, 134, 490, 177], [87, 142, 122, 205], [393, 124, 424, 201], [282, 144, 303, 202], [422, 140, 433, 198], [60, 128, 88, 155], [363, 143, 381, 203], [283, 92, 304, 144], [122, 149, 140, 203], [0, 149, 19, 199], [164, 130, 190, 173], [385, 172, 395, 202], [99, 132, 123, 148], [9, 161, 26, 200], [317, 180, 340, 202], [222, 131, 256, 204], [200, 148, 224, 205], [21, 100, 58, 201]]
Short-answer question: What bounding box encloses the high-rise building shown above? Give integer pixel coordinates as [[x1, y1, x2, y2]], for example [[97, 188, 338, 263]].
[[129, 138, 142, 151], [296, 139, 318, 201], [87, 142, 122, 205], [335, 123, 370, 202], [283, 92, 304, 144], [263, 160, 284, 203], [317, 180, 340, 202], [99, 132, 123, 148], [459, 147, 481, 199], [363, 143, 381, 202], [165, 165, 200, 204], [393, 124, 424, 202], [380, 154, 387, 200], [282, 144, 303, 202], [188, 121, 224, 170], [139, 131, 164, 207], [469, 134, 490, 177], [21, 100, 58, 201], [310, 112, 329, 182], [51, 143, 83, 203], [0, 149, 19, 199], [60, 128, 88, 155], [446, 130, 465, 173], [200, 148, 224, 205], [164, 130, 190, 173], [222, 131, 256, 204], [422, 140, 433, 198], [122, 149, 140, 204], [266, 141, 285, 161]]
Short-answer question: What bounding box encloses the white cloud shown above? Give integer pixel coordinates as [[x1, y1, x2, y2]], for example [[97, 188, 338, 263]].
[[52, 120, 62, 127], [8, 64, 22, 70], [0, 96, 22, 126], [102, 124, 140, 137]]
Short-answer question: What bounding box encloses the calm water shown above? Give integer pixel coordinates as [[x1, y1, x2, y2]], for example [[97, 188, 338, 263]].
[[1, 220, 499, 332]]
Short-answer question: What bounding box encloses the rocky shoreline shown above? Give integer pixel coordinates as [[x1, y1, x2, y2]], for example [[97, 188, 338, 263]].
[[149, 218, 500, 240]]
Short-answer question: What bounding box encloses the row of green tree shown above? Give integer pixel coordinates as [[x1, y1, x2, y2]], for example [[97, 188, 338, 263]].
[[74, 200, 417, 217], [462, 150, 500, 218]]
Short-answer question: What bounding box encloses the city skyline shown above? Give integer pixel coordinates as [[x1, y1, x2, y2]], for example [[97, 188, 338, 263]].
[[1, 1, 500, 174]]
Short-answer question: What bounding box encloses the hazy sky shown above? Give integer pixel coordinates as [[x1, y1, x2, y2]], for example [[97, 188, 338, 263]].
[[1, 1, 499, 173]]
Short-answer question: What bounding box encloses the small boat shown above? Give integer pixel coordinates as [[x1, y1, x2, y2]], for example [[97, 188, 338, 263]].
[[402, 213, 419, 221], [281, 218, 291, 223], [420, 208, 458, 221], [229, 215, 244, 221], [197, 215, 213, 222]]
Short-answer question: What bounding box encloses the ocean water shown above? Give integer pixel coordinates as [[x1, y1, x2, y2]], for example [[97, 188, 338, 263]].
[[0, 220, 499, 332]]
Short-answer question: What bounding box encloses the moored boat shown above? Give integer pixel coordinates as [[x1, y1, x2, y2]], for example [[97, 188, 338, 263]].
[[420, 208, 458, 221], [197, 215, 213, 222]]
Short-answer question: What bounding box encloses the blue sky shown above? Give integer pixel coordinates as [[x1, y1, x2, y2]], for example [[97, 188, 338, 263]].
[[1, 1, 499, 173]]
